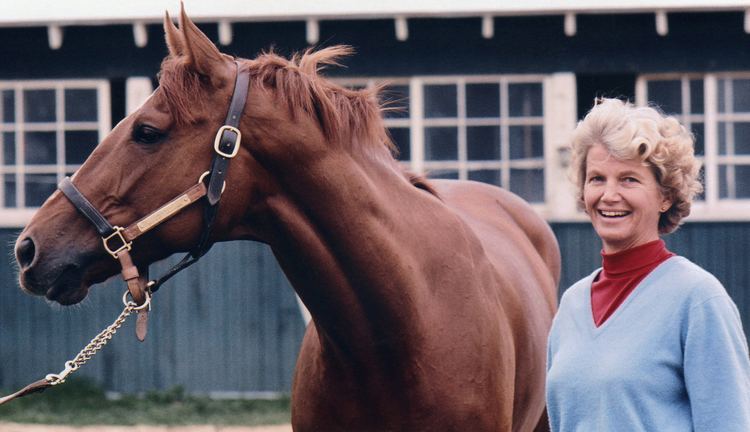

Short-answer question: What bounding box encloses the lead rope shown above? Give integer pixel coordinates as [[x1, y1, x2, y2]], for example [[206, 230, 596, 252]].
[[0, 291, 151, 405]]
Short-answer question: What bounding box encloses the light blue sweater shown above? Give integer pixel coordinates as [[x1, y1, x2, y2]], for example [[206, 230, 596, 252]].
[[546, 256, 750, 431]]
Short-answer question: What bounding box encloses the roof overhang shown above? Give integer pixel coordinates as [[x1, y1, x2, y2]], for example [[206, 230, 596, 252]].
[[5, 1, 750, 48], [2, 0, 750, 27]]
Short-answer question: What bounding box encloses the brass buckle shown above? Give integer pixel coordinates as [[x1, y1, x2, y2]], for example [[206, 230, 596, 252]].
[[103, 226, 132, 259], [213, 125, 241, 158]]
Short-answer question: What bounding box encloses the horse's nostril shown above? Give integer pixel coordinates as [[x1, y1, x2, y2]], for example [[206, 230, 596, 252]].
[[16, 237, 36, 269]]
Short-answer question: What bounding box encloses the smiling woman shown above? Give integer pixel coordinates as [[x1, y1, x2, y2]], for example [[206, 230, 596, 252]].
[[546, 98, 750, 431]]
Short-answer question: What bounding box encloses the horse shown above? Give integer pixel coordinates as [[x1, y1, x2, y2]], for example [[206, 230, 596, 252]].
[[13, 7, 560, 432]]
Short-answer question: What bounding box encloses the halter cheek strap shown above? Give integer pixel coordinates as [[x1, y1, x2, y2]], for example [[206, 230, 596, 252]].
[[58, 61, 249, 340]]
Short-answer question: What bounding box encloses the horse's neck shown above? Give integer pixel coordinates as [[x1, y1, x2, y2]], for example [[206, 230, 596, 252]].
[[265, 152, 431, 354]]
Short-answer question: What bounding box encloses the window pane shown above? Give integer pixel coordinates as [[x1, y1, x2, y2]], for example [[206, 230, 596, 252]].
[[509, 83, 542, 117], [65, 89, 98, 122], [427, 169, 458, 180], [735, 165, 750, 199], [3, 132, 15, 165], [719, 121, 728, 155], [65, 130, 98, 164], [718, 78, 729, 113], [25, 173, 57, 207], [24, 131, 57, 164], [468, 169, 501, 187], [509, 125, 543, 159], [719, 122, 750, 155], [690, 80, 704, 114], [733, 79, 750, 113], [466, 83, 500, 118], [382, 85, 409, 119], [24, 89, 56, 122], [647, 80, 681, 115], [691, 123, 704, 156], [424, 127, 457, 160], [3, 90, 14, 123], [731, 123, 750, 155], [467, 126, 500, 160], [719, 165, 750, 199], [424, 85, 457, 118], [388, 127, 410, 161], [4, 174, 16, 207], [510, 168, 544, 203], [694, 165, 705, 201]]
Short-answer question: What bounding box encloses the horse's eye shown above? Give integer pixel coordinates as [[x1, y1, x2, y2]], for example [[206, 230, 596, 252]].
[[132, 124, 165, 145]]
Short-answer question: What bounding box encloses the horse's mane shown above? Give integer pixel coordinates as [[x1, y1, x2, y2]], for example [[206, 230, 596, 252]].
[[157, 46, 436, 196]]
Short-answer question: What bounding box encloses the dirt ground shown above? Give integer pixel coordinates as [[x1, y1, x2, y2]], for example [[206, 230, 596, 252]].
[[0, 425, 292, 432]]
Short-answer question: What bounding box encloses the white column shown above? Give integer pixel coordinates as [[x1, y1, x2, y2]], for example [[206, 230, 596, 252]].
[[126, 77, 154, 115], [543, 73, 578, 220], [133, 22, 148, 48], [218, 20, 233, 46]]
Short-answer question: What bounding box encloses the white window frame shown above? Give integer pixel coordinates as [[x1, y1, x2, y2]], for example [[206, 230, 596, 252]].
[[637, 73, 750, 221], [336, 74, 578, 219], [0, 80, 110, 227]]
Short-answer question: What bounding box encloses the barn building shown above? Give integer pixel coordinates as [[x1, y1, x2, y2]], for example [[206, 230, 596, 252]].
[[0, 0, 748, 396]]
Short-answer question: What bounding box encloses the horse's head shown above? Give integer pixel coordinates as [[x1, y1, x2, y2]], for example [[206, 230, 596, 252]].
[[14, 6, 402, 305], [13, 8, 271, 305]]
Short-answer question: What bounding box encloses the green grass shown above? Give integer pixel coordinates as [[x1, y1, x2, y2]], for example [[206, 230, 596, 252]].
[[0, 378, 291, 426]]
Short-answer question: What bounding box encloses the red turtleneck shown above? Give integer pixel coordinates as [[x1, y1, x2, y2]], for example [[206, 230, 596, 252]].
[[591, 239, 675, 327]]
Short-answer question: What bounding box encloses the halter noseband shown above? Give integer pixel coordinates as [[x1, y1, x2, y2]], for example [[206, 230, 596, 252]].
[[58, 62, 249, 340]]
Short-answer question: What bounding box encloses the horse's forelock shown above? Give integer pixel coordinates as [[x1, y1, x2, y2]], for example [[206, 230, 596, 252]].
[[156, 56, 206, 125]]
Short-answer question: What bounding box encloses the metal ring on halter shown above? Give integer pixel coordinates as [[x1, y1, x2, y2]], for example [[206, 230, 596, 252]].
[[198, 170, 226, 194], [122, 290, 152, 311]]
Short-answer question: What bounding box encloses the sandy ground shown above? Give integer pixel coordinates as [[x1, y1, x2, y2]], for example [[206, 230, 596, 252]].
[[0, 425, 292, 432]]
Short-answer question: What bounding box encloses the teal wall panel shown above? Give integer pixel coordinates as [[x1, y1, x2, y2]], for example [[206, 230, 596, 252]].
[[1, 222, 748, 394]]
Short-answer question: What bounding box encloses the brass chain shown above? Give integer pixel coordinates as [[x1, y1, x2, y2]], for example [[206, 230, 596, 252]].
[[45, 291, 151, 386]]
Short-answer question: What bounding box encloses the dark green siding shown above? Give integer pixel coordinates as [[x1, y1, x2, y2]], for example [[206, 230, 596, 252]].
[[1, 222, 748, 394], [0, 230, 306, 395]]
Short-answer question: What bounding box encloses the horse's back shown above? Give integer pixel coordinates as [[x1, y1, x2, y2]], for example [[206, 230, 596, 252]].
[[433, 179, 560, 296]]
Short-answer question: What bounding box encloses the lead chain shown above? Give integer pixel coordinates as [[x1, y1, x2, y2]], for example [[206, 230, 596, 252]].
[[45, 291, 151, 386]]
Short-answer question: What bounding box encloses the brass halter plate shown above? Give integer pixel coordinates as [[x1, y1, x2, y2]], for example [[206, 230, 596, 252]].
[[136, 195, 192, 233]]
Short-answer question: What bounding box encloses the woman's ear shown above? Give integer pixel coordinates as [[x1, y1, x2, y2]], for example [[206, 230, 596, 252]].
[[660, 197, 673, 213]]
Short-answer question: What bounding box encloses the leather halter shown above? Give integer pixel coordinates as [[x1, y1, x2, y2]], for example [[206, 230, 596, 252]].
[[58, 62, 249, 340]]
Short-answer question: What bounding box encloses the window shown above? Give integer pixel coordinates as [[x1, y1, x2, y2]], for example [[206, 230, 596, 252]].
[[338, 76, 548, 204], [638, 73, 750, 219], [0, 80, 110, 216]]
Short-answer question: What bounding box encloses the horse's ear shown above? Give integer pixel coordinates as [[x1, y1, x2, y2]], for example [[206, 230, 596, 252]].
[[164, 10, 184, 57], [179, 4, 226, 78]]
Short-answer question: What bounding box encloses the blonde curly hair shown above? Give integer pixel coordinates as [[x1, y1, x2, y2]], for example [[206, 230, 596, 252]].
[[569, 98, 703, 234]]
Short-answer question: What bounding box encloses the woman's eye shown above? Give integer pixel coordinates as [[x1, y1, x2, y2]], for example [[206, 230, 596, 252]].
[[132, 124, 165, 145], [623, 177, 640, 184], [588, 175, 604, 183]]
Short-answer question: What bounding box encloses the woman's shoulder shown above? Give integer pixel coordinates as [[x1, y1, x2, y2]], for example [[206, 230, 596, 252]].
[[652, 256, 728, 304], [559, 268, 600, 306]]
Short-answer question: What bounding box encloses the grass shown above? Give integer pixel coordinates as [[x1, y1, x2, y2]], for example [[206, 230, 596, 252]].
[[0, 378, 291, 426]]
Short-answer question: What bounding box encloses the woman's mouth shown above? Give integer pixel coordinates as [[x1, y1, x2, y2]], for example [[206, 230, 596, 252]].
[[598, 210, 631, 218]]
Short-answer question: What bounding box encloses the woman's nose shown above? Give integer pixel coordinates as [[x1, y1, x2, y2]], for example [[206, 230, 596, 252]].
[[600, 182, 621, 202]]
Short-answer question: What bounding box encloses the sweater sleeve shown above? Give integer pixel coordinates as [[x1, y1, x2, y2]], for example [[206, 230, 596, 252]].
[[684, 294, 750, 431]]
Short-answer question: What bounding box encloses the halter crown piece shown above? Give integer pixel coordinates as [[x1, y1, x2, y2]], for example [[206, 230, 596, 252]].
[[0, 62, 250, 406]]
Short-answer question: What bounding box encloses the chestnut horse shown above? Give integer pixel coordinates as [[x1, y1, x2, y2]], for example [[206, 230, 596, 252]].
[[13, 8, 559, 432]]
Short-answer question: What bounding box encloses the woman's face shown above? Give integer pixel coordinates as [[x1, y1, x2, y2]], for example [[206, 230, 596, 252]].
[[583, 144, 671, 254]]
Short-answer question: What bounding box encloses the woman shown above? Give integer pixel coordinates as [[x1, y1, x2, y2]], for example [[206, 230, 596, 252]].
[[546, 98, 750, 431]]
